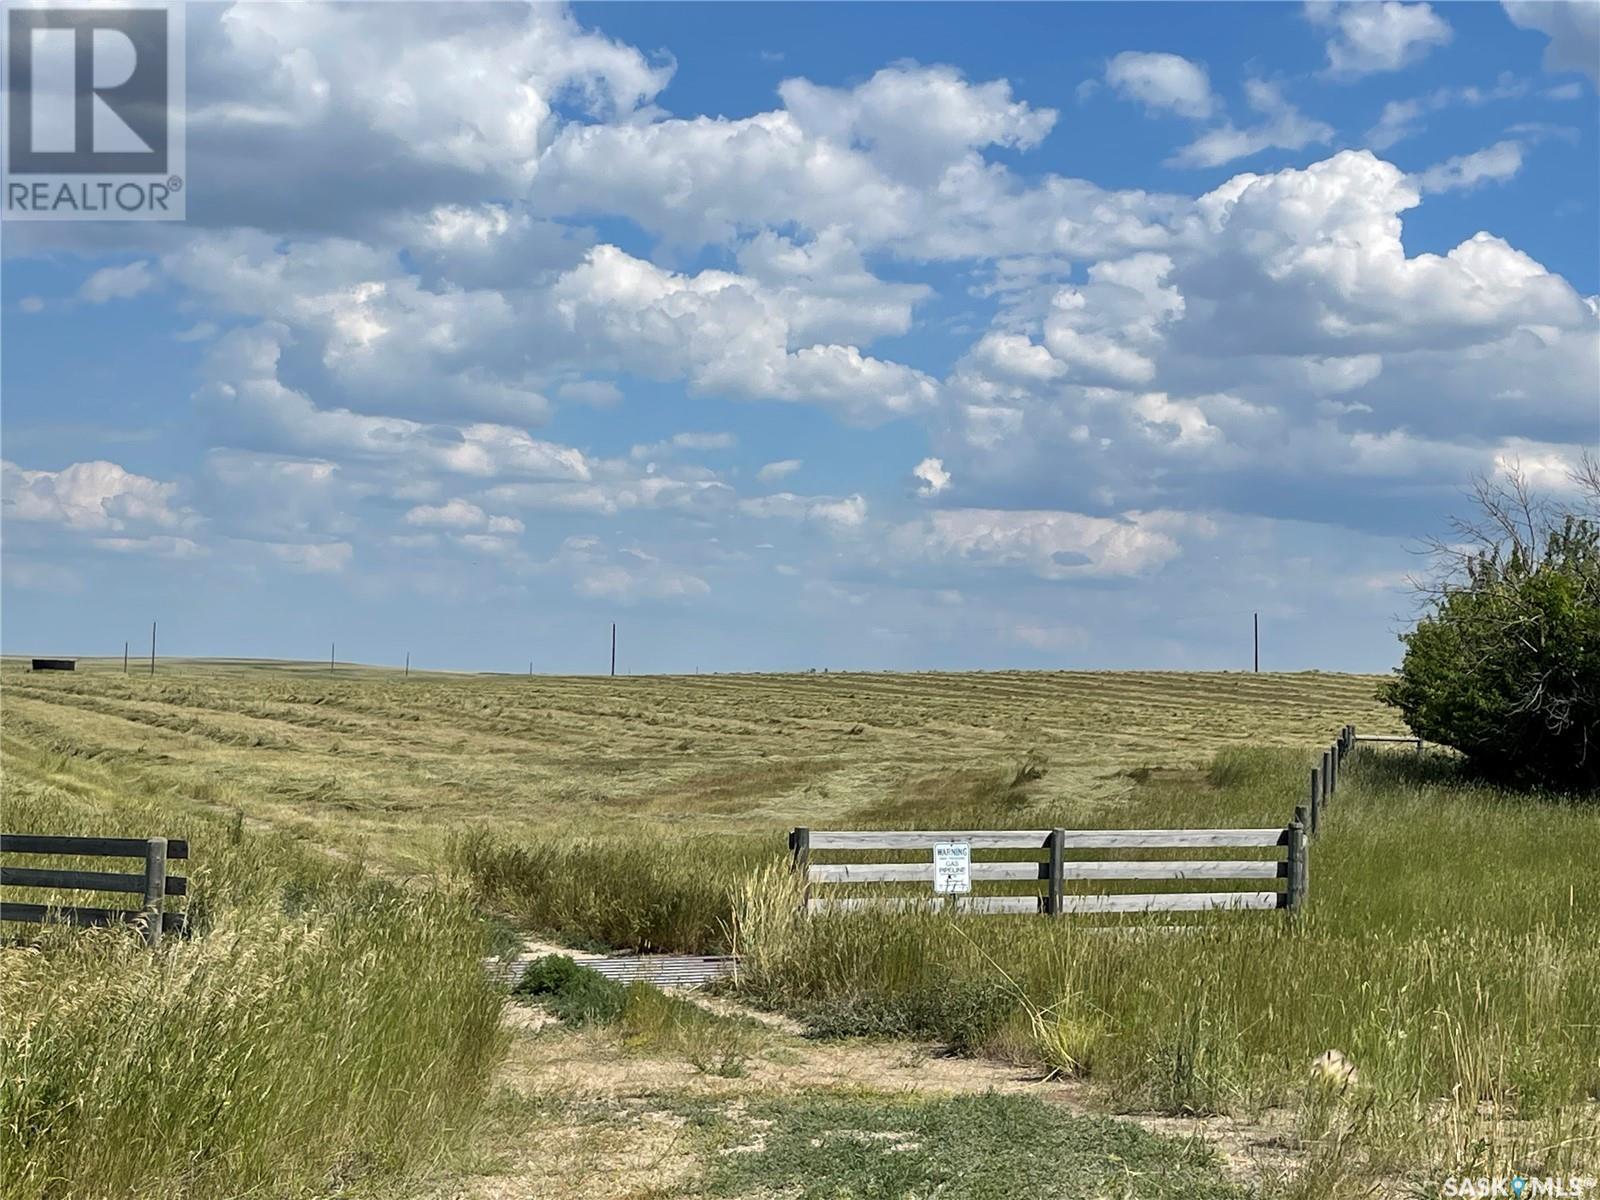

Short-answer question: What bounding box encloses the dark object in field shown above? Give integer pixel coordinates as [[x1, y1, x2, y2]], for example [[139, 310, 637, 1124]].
[[0, 832, 188, 947], [30, 658, 75, 671]]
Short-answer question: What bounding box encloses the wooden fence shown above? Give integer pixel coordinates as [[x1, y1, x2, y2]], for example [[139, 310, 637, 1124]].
[[790, 823, 1307, 916], [0, 834, 188, 947], [789, 721, 1425, 918]]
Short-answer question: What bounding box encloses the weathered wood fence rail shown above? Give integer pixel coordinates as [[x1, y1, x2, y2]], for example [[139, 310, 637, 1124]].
[[791, 823, 1308, 916], [790, 721, 1425, 919], [0, 834, 189, 947]]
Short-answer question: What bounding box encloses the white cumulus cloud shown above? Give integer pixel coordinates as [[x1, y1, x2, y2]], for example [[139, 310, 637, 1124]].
[[1105, 52, 1216, 119], [1308, 1, 1453, 78]]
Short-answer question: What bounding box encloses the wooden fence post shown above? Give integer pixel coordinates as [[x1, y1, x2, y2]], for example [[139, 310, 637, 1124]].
[[1284, 815, 1304, 911], [789, 827, 810, 912], [1321, 750, 1333, 802], [1309, 768, 1322, 837], [142, 837, 167, 949], [1048, 828, 1065, 916], [1330, 743, 1339, 795], [1291, 807, 1310, 910]]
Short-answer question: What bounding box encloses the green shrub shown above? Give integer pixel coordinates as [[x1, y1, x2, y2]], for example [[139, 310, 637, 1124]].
[[512, 954, 627, 1025], [1380, 470, 1600, 792]]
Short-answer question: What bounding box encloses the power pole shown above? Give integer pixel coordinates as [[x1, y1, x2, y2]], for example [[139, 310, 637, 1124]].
[[149, 622, 156, 676], [330, 643, 335, 675], [123, 641, 128, 674], [610, 623, 616, 677], [1253, 613, 1259, 674], [405, 651, 410, 679]]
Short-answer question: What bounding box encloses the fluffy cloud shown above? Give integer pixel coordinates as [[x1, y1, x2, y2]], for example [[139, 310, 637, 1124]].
[[1364, 77, 1531, 150], [1042, 253, 1184, 385], [913, 458, 952, 497], [740, 492, 869, 528], [1308, 1, 1452, 78], [551, 245, 939, 424], [533, 64, 1174, 262], [5, 4, 1591, 673], [1415, 140, 1525, 192], [1503, 1, 1600, 85], [1182, 151, 1588, 351], [933, 149, 1597, 531], [1105, 52, 1216, 119], [401, 499, 521, 536], [757, 459, 803, 483], [888, 508, 1210, 580], [1170, 80, 1334, 168], [2, 460, 190, 532], [182, 3, 671, 230], [778, 64, 1056, 182], [79, 262, 155, 304]]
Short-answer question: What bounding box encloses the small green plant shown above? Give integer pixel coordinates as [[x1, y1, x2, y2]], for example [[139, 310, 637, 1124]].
[[619, 982, 761, 1076], [798, 977, 1013, 1051], [512, 955, 627, 1026], [682, 1092, 1247, 1199]]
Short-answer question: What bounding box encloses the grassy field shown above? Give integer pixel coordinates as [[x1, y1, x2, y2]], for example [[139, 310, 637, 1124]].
[[3, 660, 1596, 1197], [0, 658, 1400, 865]]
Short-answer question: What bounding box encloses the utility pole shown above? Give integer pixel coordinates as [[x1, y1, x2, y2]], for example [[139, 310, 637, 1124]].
[[1253, 613, 1259, 674], [610, 623, 616, 677], [330, 643, 335, 675], [405, 651, 410, 679], [123, 641, 128, 674], [149, 622, 156, 676]]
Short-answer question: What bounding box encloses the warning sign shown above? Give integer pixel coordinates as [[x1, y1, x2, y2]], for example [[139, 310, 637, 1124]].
[[932, 842, 971, 895]]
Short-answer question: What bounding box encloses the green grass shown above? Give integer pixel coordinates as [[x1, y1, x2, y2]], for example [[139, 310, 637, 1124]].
[[453, 830, 772, 954], [6, 662, 1595, 1194], [0, 740, 507, 1200], [513, 954, 765, 1077], [731, 747, 1600, 1182], [674, 1091, 1248, 1199]]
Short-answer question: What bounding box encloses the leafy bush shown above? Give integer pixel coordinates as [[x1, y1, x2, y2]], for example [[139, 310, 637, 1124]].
[[512, 954, 627, 1025], [1380, 464, 1600, 791]]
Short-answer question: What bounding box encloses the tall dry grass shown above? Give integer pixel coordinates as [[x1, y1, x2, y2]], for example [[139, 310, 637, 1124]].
[[731, 748, 1600, 1181], [1, 746, 507, 1200], [451, 828, 772, 953]]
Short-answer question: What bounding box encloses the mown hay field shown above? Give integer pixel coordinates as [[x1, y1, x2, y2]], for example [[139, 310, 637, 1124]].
[[0, 659, 1402, 870], [4, 661, 1596, 1197]]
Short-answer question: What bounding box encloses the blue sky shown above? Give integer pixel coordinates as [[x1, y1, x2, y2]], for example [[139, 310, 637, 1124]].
[[3, 1, 1597, 674]]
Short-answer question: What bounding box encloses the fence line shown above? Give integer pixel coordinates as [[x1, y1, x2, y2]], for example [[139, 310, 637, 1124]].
[[0, 834, 189, 947], [791, 823, 1306, 917], [790, 720, 1425, 919]]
